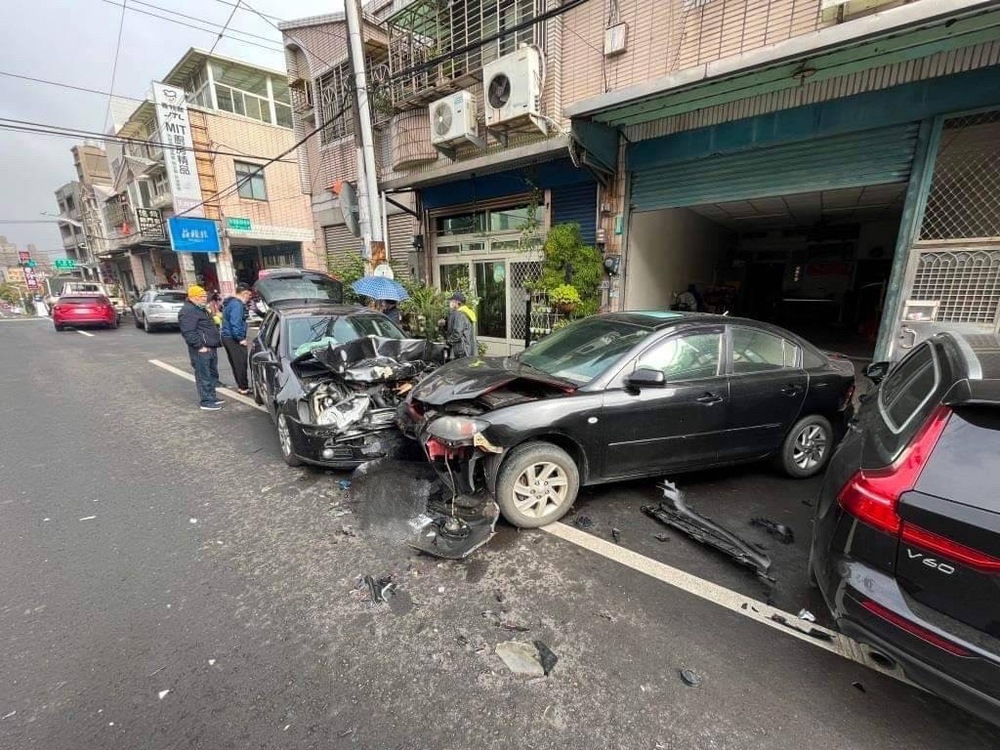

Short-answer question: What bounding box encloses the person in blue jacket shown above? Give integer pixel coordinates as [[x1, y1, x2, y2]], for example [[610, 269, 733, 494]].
[[220, 284, 253, 394]]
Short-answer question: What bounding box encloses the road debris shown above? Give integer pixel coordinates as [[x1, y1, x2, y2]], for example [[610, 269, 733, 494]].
[[679, 668, 703, 687], [157, 690, 170, 700], [338, 479, 351, 490], [770, 613, 833, 641], [572, 515, 593, 529], [653, 533, 669, 542], [495, 641, 545, 677], [79, 516, 96, 522], [750, 517, 794, 544], [534, 641, 558, 676], [853, 681, 866, 693], [189, 518, 198, 525], [798, 609, 816, 623], [359, 575, 397, 605], [611, 527, 621, 543], [340, 524, 358, 538], [642, 481, 773, 582], [598, 610, 615, 622], [2, 710, 16, 720]]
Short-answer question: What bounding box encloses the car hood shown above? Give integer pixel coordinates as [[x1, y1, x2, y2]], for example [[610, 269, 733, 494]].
[[411, 356, 575, 406], [298, 335, 448, 382]]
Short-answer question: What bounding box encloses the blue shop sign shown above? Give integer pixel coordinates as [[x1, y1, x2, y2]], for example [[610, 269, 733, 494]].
[[168, 217, 221, 253]]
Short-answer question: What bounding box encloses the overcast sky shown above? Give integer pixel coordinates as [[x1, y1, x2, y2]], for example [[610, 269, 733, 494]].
[[0, 0, 342, 255]]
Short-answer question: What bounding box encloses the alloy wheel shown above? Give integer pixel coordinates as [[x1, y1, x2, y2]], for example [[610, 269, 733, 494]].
[[511, 461, 570, 519], [277, 414, 292, 457], [792, 423, 828, 471]]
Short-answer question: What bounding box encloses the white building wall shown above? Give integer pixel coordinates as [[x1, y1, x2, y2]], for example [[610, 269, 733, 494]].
[[625, 209, 728, 310]]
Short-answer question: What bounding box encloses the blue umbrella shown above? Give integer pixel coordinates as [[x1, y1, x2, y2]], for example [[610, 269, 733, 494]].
[[351, 276, 409, 302]]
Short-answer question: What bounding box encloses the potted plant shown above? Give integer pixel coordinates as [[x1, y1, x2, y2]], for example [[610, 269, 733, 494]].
[[549, 283, 580, 315]]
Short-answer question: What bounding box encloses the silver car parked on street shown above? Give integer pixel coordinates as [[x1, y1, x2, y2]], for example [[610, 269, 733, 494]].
[[132, 289, 187, 332]]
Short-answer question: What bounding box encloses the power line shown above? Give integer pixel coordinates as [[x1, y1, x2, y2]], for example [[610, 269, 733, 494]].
[[0, 118, 298, 162], [207, 1, 240, 58], [236, 0, 338, 69], [104, 0, 128, 130], [97, 0, 283, 53], [208, 0, 282, 23], [127, 0, 280, 46]]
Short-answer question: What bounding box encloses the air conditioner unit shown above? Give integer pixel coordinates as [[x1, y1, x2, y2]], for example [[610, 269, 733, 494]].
[[428, 90, 481, 147], [483, 46, 544, 132]]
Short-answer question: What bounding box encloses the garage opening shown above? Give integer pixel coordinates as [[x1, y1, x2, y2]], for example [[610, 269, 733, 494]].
[[628, 183, 906, 359]]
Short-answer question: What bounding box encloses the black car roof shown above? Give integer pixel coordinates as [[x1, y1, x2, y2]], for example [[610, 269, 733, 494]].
[[935, 332, 1000, 405]]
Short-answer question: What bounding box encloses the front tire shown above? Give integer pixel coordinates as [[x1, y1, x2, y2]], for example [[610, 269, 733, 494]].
[[133, 313, 142, 328], [494, 441, 579, 528], [276, 413, 302, 467], [779, 414, 833, 478], [144, 316, 154, 333]]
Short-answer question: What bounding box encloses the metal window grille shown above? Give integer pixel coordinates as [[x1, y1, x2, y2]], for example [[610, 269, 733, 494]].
[[316, 64, 354, 144], [909, 250, 1000, 325], [509, 260, 541, 340], [919, 111, 1000, 241], [387, 0, 543, 107]]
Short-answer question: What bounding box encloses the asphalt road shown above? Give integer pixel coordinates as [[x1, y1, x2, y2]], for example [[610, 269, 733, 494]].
[[0, 316, 995, 749]]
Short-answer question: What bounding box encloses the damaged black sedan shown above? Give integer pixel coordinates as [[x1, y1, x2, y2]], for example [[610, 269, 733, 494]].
[[249, 301, 446, 468], [403, 312, 855, 528]]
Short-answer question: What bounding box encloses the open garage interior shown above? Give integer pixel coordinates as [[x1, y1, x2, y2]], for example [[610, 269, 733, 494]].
[[627, 183, 907, 359]]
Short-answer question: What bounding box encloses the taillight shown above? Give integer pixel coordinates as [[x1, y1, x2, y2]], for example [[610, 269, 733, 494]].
[[901, 523, 1000, 574], [840, 383, 856, 411], [837, 406, 951, 534]]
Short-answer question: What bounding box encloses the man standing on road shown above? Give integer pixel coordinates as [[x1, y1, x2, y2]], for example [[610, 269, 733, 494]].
[[220, 284, 252, 395], [443, 291, 478, 359], [178, 285, 224, 411]]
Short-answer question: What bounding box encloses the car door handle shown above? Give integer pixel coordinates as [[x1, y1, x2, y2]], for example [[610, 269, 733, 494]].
[[780, 384, 803, 396], [696, 392, 723, 405]]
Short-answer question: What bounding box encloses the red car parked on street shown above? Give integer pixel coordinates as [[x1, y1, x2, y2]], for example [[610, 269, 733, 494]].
[[52, 295, 119, 331]]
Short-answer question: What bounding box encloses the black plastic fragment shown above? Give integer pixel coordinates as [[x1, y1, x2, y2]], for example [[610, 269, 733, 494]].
[[534, 641, 558, 676], [611, 527, 621, 543], [654, 533, 670, 542], [679, 668, 702, 687], [642, 481, 773, 581], [573, 515, 594, 529], [361, 574, 396, 605], [750, 517, 795, 544], [852, 681, 867, 693]]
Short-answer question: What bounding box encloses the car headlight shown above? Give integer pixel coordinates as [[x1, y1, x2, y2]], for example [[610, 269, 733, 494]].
[[426, 415, 490, 442], [316, 395, 369, 431]]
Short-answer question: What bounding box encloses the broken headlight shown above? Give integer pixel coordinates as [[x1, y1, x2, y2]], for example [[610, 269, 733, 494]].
[[316, 395, 370, 431], [426, 415, 490, 442]]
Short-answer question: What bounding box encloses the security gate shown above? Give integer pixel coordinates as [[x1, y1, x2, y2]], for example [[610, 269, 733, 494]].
[[894, 110, 1000, 354]]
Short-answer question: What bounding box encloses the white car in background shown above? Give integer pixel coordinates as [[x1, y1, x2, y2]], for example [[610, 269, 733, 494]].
[[132, 289, 187, 332]]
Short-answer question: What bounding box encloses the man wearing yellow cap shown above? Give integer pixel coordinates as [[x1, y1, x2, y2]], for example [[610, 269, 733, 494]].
[[178, 285, 225, 411]]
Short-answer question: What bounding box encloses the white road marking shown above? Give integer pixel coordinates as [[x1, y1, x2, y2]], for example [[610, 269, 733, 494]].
[[542, 521, 912, 684], [148, 359, 266, 412], [148, 356, 909, 685], [76, 330, 96, 337]]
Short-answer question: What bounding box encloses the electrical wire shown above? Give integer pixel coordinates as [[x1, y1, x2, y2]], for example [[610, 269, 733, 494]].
[[0, 118, 297, 162], [207, 1, 240, 59], [104, 0, 128, 130], [235, 0, 338, 69], [207, 0, 282, 23], [97, 0, 283, 53], [128, 0, 279, 46]]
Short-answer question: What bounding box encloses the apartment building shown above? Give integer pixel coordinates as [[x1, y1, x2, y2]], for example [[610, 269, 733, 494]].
[[281, 0, 1000, 357], [53, 182, 89, 272], [102, 49, 317, 297]]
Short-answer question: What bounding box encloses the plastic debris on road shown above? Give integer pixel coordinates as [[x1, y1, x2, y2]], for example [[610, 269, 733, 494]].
[[359, 574, 396, 605], [750, 517, 795, 544], [157, 690, 170, 700], [798, 609, 817, 623], [679, 668, 703, 687], [495, 641, 545, 677], [534, 641, 558, 676]]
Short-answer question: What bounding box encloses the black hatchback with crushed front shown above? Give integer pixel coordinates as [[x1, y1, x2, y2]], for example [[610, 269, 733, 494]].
[[810, 331, 1000, 726]]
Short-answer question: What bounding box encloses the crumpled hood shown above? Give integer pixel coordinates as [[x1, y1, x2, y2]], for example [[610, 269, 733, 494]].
[[411, 356, 573, 406], [304, 336, 448, 382]]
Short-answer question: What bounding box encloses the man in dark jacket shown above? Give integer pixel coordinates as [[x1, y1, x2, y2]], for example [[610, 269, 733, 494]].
[[220, 284, 252, 394], [444, 291, 478, 359], [178, 285, 224, 411]]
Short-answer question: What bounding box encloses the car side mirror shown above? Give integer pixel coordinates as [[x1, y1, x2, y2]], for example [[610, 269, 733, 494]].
[[865, 361, 890, 384], [626, 367, 666, 389], [252, 350, 276, 365]]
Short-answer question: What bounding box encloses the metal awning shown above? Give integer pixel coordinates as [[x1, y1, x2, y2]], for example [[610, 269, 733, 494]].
[[565, 0, 1000, 128]]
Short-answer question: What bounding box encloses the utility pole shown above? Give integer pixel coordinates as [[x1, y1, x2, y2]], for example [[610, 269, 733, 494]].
[[344, 0, 384, 271]]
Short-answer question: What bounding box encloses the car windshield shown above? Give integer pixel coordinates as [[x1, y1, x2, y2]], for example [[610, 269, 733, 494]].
[[518, 317, 652, 384], [286, 313, 405, 356], [154, 292, 186, 303], [256, 272, 343, 304]]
